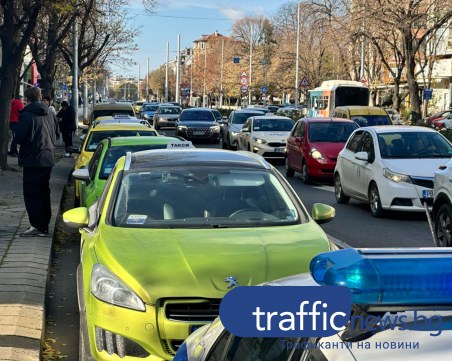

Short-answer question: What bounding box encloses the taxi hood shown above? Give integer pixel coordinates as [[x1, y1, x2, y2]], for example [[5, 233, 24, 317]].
[[94, 224, 330, 303], [382, 158, 450, 178]]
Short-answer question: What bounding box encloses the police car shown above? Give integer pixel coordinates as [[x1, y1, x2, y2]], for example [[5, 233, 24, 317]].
[[174, 248, 452, 361]]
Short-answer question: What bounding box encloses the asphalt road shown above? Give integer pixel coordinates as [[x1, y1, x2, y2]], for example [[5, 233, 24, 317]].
[[47, 129, 435, 360]]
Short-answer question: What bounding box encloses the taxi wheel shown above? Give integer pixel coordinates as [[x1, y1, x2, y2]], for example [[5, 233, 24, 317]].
[[301, 162, 312, 184], [369, 182, 384, 217], [285, 157, 295, 177], [435, 204, 452, 247], [334, 173, 349, 204]]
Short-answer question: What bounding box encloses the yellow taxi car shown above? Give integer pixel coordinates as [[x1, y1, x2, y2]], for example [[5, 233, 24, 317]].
[[73, 123, 158, 204], [84, 102, 136, 126]]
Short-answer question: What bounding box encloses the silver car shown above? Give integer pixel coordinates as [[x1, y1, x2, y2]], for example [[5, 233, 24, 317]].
[[221, 109, 265, 150]]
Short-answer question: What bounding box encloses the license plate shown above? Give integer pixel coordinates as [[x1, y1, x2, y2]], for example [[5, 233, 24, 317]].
[[422, 190, 434, 198], [274, 147, 284, 153], [193, 131, 205, 135]]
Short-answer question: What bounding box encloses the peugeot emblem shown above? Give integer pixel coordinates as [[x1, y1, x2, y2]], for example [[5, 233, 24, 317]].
[[224, 276, 239, 288]]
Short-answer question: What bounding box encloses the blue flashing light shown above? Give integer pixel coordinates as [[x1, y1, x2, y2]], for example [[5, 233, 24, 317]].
[[310, 248, 452, 305]]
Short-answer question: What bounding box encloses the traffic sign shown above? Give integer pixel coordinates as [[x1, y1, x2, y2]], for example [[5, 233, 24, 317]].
[[423, 88, 433, 100], [240, 78, 248, 85], [300, 76, 309, 88], [240, 70, 248, 78], [360, 76, 367, 85], [261, 86, 267, 93], [240, 85, 248, 93], [62, 83, 67, 91], [233, 56, 240, 64]]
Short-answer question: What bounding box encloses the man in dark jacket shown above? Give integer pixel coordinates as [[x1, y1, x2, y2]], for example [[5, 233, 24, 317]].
[[15, 87, 59, 237], [56, 100, 76, 157]]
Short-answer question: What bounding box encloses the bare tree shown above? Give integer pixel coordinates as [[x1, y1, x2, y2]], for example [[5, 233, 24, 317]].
[[358, 0, 452, 121], [0, 0, 43, 169]]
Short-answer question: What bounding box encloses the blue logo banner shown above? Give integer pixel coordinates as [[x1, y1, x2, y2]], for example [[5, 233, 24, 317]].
[[220, 286, 351, 337]]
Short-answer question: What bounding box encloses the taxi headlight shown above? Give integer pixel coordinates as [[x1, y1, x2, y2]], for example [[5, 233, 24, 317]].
[[231, 131, 239, 136], [210, 125, 220, 131], [91, 264, 145, 311], [310, 147, 324, 160], [383, 168, 412, 183], [254, 137, 267, 144], [177, 125, 188, 129]]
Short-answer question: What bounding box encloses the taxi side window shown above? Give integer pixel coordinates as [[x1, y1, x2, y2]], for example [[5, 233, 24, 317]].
[[346, 130, 363, 153], [88, 144, 104, 181], [96, 166, 117, 223], [292, 121, 303, 137], [360, 132, 375, 162]]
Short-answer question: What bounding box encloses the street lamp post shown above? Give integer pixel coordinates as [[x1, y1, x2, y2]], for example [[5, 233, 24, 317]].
[[203, 43, 207, 107], [295, 1, 300, 107]]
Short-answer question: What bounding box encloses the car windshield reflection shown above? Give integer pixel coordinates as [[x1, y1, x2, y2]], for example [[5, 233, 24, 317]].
[[112, 167, 299, 228]]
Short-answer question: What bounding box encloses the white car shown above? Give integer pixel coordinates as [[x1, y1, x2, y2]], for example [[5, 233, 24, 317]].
[[433, 158, 452, 246], [334, 126, 452, 217], [174, 248, 452, 361], [236, 115, 295, 159]]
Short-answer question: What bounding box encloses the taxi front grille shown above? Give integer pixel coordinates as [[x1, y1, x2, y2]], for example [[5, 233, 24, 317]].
[[268, 142, 286, 147], [165, 299, 221, 322], [411, 177, 434, 189]]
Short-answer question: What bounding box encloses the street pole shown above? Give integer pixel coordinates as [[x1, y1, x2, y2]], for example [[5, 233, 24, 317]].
[[360, 8, 365, 80], [295, 1, 300, 107], [248, 23, 253, 105], [165, 42, 169, 102], [203, 44, 207, 107], [137, 64, 140, 101], [190, 61, 193, 107], [72, 18, 79, 128], [146, 58, 149, 102], [83, 80, 88, 119], [176, 34, 181, 103], [220, 37, 224, 108]]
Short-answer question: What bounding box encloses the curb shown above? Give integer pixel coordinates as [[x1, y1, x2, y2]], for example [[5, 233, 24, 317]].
[[0, 156, 74, 361]]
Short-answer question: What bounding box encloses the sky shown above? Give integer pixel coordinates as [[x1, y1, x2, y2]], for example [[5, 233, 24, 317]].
[[111, 0, 284, 77]]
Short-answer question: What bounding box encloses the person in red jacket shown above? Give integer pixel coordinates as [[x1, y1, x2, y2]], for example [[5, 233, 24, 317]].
[[9, 94, 24, 156]]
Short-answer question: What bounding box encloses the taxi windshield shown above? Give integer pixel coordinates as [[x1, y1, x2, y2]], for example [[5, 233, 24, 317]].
[[85, 130, 157, 151], [253, 118, 294, 131], [112, 167, 300, 228]]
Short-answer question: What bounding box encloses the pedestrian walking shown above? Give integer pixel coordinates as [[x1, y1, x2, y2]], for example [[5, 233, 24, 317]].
[[9, 94, 25, 156], [56, 100, 76, 157], [15, 87, 59, 237], [43, 96, 63, 146], [42, 96, 56, 115]]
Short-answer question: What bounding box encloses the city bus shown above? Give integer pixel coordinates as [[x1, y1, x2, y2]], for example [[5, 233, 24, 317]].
[[307, 80, 369, 117]]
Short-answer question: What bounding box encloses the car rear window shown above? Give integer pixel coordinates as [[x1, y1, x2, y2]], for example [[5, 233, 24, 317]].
[[351, 115, 392, 126], [180, 110, 214, 122], [85, 130, 157, 151]]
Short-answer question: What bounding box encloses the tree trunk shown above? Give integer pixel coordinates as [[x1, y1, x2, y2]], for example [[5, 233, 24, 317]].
[[405, 37, 422, 123], [0, 70, 15, 170], [392, 81, 403, 112]]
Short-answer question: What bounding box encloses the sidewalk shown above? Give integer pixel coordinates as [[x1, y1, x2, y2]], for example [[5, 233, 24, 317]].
[[0, 149, 74, 361]]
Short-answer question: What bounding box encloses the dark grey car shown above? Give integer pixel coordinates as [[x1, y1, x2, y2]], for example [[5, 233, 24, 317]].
[[176, 108, 221, 143], [152, 105, 181, 130]]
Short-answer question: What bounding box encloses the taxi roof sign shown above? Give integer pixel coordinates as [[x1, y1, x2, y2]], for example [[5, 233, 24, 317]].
[[166, 141, 194, 149], [114, 114, 132, 119]]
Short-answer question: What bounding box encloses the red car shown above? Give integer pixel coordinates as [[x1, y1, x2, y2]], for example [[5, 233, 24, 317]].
[[425, 110, 452, 126], [285, 117, 358, 184]]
